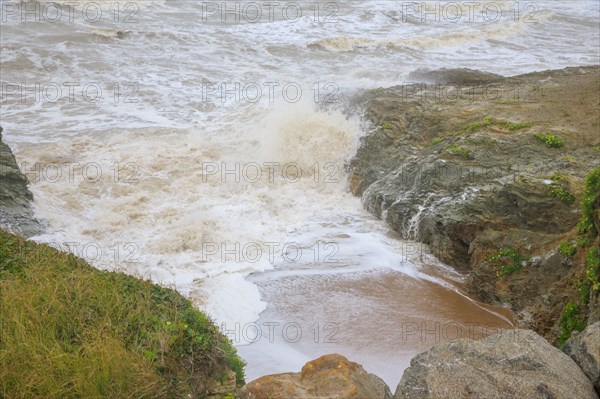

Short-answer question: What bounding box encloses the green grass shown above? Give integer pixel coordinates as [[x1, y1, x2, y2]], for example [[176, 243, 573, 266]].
[[577, 166, 600, 237], [381, 122, 393, 130], [0, 229, 244, 398], [462, 117, 532, 133], [558, 301, 586, 347], [488, 248, 530, 276], [534, 132, 565, 148], [430, 137, 444, 146]]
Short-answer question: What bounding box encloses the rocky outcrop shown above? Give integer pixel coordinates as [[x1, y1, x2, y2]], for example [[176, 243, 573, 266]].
[[564, 322, 600, 395], [349, 66, 600, 342], [240, 354, 392, 399], [395, 329, 598, 399], [0, 126, 42, 236]]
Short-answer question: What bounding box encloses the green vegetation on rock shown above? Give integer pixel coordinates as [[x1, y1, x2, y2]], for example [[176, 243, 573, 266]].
[[462, 117, 532, 133], [381, 122, 393, 130], [430, 137, 444, 146], [577, 166, 600, 237], [559, 242, 577, 257], [447, 145, 472, 159], [558, 301, 586, 347], [534, 132, 565, 148], [578, 247, 600, 305], [548, 173, 575, 204], [488, 248, 530, 276], [0, 229, 244, 398]]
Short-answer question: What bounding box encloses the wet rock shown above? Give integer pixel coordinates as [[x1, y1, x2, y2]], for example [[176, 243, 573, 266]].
[[240, 354, 392, 399], [395, 329, 598, 399], [349, 66, 600, 341], [0, 126, 43, 236], [563, 322, 600, 395]]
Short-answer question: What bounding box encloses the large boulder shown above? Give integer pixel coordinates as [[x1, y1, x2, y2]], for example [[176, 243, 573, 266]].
[[394, 329, 598, 399], [240, 354, 392, 399], [563, 322, 600, 395], [0, 126, 42, 236]]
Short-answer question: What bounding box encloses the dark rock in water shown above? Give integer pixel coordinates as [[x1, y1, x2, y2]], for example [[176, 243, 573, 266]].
[[395, 329, 598, 399], [349, 66, 600, 342], [240, 354, 392, 399], [564, 322, 600, 395], [0, 126, 43, 236], [407, 67, 503, 84]]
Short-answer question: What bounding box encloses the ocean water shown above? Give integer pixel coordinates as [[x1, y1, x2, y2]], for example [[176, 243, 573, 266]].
[[1, 0, 599, 387]]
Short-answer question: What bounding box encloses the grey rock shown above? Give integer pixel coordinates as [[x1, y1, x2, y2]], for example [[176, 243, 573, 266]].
[[0, 126, 43, 236], [564, 322, 600, 395], [395, 329, 598, 399]]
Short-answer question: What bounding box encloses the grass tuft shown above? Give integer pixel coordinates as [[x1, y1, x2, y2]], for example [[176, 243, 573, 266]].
[[0, 229, 244, 398]]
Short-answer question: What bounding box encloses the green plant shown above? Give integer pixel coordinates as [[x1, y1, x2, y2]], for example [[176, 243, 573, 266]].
[[548, 173, 575, 204], [575, 279, 591, 305], [585, 247, 600, 292], [559, 242, 577, 257], [381, 122, 393, 130], [448, 145, 472, 159], [430, 137, 444, 146], [534, 132, 565, 148], [495, 119, 533, 131], [577, 166, 600, 237], [550, 187, 576, 204], [576, 235, 591, 247], [592, 145, 600, 152], [574, 247, 600, 306], [558, 301, 586, 347], [488, 248, 530, 276]]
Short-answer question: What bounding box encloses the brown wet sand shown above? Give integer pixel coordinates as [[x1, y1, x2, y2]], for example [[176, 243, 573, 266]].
[[238, 267, 515, 387]]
